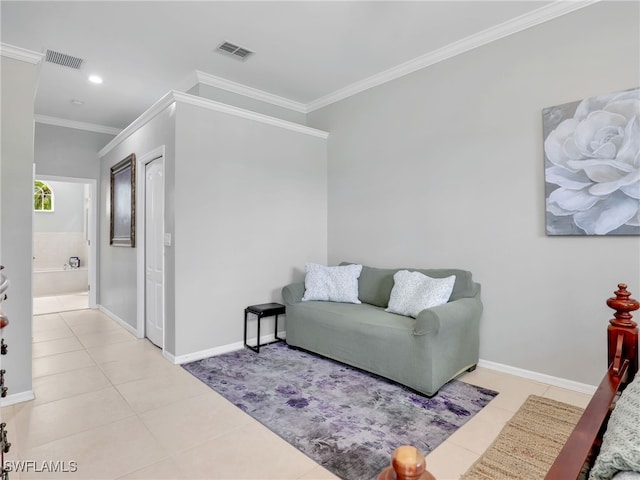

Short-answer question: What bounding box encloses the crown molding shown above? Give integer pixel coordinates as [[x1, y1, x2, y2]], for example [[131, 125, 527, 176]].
[[195, 71, 308, 114], [99, 90, 328, 158], [173, 90, 327, 137], [99, 0, 597, 152], [99, 91, 176, 158], [175, 70, 200, 94], [0, 43, 43, 64], [35, 114, 122, 135], [306, 0, 600, 112]]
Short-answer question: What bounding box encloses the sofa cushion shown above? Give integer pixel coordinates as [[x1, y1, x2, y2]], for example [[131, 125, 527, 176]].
[[385, 270, 456, 318], [302, 263, 362, 304], [342, 263, 477, 307], [357, 265, 397, 307], [290, 300, 415, 331]]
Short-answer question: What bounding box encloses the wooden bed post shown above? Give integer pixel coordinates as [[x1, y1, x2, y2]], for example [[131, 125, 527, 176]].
[[546, 283, 639, 480], [607, 283, 639, 381]]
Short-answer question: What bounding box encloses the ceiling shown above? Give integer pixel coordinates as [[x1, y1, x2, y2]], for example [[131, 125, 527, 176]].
[[1, 1, 587, 132]]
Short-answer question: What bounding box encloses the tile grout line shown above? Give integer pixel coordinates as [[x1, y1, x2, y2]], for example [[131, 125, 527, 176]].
[[25, 306, 592, 480], [27, 310, 141, 457], [25, 313, 165, 477], [25, 308, 200, 478], [62, 311, 225, 461]]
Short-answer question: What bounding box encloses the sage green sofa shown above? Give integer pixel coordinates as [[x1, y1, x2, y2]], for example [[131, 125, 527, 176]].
[[281, 264, 482, 397]]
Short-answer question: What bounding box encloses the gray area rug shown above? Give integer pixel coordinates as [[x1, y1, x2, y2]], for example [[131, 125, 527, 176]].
[[183, 342, 498, 480]]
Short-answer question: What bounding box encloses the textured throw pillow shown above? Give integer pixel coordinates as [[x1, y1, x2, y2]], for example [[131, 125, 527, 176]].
[[588, 373, 640, 480], [385, 270, 455, 318], [301, 263, 362, 304]]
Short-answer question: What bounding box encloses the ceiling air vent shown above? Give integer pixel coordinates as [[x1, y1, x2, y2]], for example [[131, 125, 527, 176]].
[[45, 49, 84, 69], [216, 41, 254, 61]]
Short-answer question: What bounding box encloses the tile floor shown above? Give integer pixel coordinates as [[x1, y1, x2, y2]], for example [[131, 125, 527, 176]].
[[1, 307, 593, 480], [33, 293, 89, 316]]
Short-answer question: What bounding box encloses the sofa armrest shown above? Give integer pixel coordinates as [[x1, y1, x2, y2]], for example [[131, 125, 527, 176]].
[[413, 297, 483, 336], [282, 282, 305, 306]]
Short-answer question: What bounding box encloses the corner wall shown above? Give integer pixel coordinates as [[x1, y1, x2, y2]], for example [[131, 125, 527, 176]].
[[0, 54, 39, 399], [98, 94, 327, 359], [307, 1, 640, 386], [99, 106, 177, 353], [173, 101, 327, 356]]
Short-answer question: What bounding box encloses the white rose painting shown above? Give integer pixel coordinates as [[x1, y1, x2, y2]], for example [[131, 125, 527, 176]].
[[543, 87, 640, 235]]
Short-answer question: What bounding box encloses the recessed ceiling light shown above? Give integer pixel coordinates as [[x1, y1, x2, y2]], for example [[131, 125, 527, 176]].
[[70, 99, 84, 106], [88, 75, 103, 84]]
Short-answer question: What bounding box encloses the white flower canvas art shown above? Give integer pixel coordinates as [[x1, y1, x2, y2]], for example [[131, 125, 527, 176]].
[[543, 87, 640, 235]]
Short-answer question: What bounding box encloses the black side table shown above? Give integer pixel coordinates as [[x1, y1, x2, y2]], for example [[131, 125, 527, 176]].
[[244, 302, 286, 353]]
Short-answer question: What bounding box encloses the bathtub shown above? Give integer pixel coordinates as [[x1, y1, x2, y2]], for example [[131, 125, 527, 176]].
[[33, 267, 88, 297]]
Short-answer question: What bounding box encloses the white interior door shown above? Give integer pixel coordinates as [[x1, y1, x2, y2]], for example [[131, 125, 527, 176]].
[[145, 159, 164, 347]]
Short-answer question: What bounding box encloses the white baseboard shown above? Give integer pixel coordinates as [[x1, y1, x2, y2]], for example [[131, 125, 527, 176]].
[[91, 320, 594, 396], [169, 331, 287, 365], [162, 350, 178, 364], [478, 359, 597, 395], [168, 341, 244, 365], [0, 390, 35, 407], [98, 305, 142, 338]]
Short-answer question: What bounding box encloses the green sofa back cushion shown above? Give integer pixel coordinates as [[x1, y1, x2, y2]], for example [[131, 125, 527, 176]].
[[341, 263, 477, 308]]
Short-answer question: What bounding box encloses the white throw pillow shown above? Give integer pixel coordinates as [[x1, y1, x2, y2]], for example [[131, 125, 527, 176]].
[[301, 263, 362, 304], [385, 270, 455, 318]]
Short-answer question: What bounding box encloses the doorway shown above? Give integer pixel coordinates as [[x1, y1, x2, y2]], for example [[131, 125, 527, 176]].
[[32, 175, 97, 315], [136, 147, 165, 348]]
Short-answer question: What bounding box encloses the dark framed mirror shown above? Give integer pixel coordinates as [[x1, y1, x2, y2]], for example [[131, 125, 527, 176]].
[[110, 153, 136, 247]]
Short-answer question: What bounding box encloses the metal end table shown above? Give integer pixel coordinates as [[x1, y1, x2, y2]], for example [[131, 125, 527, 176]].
[[244, 302, 286, 353]]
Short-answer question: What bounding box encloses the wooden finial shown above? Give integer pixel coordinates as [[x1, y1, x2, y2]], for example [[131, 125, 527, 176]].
[[607, 283, 639, 328], [392, 446, 425, 479], [378, 446, 435, 480]]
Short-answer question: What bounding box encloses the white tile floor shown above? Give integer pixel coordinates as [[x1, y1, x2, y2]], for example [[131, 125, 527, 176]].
[[33, 292, 89, 315], [1, 307, 593, 480]]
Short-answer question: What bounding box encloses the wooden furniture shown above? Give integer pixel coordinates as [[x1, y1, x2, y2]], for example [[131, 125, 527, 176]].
[[243, 303, 285, 353], [378, 445, 436, 480], [545, 283, 639, 480]]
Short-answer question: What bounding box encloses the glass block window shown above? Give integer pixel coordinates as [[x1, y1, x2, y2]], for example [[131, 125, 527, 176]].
[[34, 180, 54, 212]]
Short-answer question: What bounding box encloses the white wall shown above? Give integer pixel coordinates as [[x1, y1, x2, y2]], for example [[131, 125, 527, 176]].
[[0, 54, 38, 399], [33, 180, 88, 270], [34, 180, 85, 232], [172, 101, 327, 356], [98, 96, 327, 359], [99, 107, 177, 352], [34, 124, 115, 302], [35, 123, 114, 180], [307, 1, 640, 386]]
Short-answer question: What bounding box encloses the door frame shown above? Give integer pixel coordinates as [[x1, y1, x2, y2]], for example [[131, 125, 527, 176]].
[[135, 146, 166, 348], [35, 174, 98, 309]]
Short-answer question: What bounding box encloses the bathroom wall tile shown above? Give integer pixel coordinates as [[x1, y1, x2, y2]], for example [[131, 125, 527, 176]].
[[33, 232, 89, 269]]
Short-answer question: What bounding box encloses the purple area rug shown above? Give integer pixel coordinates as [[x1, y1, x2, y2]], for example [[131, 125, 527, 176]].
[[183, 342, 497, 480]]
